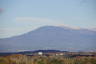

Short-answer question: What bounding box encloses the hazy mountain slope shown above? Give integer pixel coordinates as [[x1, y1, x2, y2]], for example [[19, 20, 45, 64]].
[[0, 26, 96, 51]]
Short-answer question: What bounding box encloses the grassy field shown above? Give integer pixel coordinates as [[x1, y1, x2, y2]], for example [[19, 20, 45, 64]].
[[0, 54, 96, 64]]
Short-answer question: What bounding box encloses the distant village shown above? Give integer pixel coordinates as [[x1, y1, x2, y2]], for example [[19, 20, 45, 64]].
[[26, 51, 96, 58], [0, 50, 96, 58]]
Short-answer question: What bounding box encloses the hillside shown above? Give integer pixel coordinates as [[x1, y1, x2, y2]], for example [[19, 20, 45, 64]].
[[0, 26, 96, 52]]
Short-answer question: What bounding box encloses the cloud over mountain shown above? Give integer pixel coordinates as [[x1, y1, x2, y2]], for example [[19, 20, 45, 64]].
[[16, 17, 53, 22]]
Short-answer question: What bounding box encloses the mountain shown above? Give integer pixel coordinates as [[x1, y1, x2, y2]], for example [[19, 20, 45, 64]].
[[0, 26, 96, 52]]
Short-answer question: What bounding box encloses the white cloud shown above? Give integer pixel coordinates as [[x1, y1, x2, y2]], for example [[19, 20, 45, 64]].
[[55, 24, 81, 30], [1, 17, 95, 38], [0, 27, 38, 38], [0, 28, 22, 38], [0, 17, 55, 38], [16, 17, 53, 22]]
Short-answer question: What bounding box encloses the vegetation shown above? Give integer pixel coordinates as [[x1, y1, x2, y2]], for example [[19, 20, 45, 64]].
[[0, 54, 96, 64]]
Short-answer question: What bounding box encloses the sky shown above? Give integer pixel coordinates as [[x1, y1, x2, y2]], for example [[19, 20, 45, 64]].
[[0, 0, 96, 38]]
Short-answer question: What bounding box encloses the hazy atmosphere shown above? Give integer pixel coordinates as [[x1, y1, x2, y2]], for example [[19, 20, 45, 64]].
[[0, 1, 96, 64], [0, 0, 96, 52], [0, 0, 96, 38]]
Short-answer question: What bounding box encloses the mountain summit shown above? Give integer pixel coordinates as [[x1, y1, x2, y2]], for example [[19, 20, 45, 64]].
[[0, 26, 96, 52]]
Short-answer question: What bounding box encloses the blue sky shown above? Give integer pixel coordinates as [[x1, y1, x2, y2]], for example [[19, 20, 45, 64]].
[[0, 0, 96, 38]]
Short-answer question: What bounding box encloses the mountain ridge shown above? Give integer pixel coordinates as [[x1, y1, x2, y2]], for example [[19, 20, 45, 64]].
[[0, 25, 96, 39], [0, 26, 96, 52]]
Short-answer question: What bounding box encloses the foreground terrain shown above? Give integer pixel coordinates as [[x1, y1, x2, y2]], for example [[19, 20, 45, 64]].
[[0, 52, 96, 64]]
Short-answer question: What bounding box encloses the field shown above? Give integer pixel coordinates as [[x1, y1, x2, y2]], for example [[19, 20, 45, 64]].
[[0, 54, 96, 64]]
